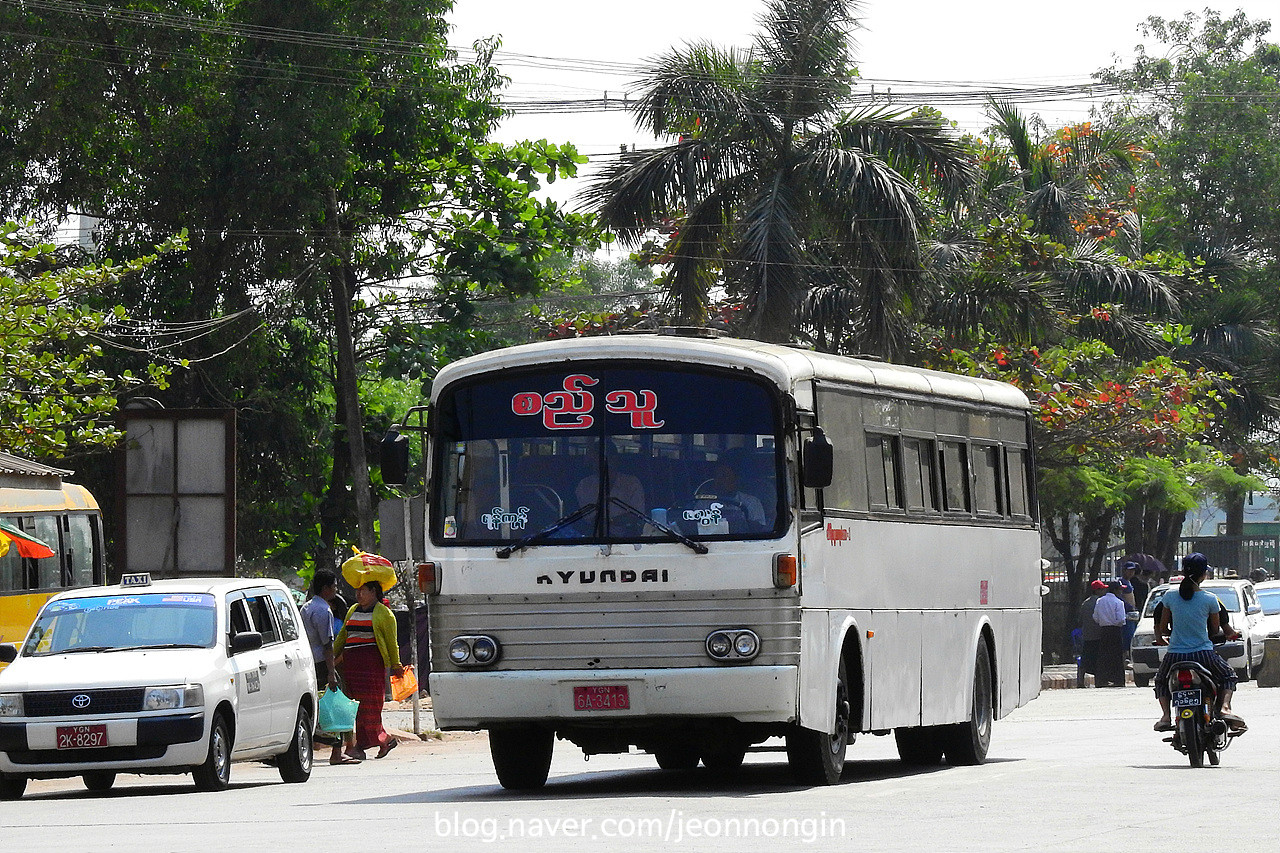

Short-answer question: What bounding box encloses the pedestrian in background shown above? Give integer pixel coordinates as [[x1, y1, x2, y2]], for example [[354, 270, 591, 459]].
[[300, 570, 359, 765], [335, 580, 404, 760], [1093, 581, 1129, 687], [1078, 580, 1107, 683]]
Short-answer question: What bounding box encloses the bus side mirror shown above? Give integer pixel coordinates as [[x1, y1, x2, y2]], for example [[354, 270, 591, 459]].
[[0, 644, 17, 663], [802, 427, 834, 489], [381, 428, 410, 486]]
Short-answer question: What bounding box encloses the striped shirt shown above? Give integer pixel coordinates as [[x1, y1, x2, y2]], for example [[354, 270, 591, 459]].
[[342, 608, 377, 649]]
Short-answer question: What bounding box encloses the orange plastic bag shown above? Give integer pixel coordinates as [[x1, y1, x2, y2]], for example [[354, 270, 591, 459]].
[[391, 665, 418, 701]]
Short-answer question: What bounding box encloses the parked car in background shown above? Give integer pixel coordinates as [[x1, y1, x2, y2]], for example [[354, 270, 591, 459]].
[[1254, 580, 1280, 640], [1130, 579, 1266, 688], [0, 574, 317, 800]]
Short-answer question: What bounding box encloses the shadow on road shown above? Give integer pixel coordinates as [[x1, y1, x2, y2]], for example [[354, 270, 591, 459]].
[[348, 755, 1021, 804]]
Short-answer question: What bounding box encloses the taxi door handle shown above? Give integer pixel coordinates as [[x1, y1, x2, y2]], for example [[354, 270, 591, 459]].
[[285, 657, 293, 668], [259, 662, 268, 673]]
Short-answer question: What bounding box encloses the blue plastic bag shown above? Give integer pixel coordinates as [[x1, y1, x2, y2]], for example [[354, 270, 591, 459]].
[[317, 685, 358, 734]]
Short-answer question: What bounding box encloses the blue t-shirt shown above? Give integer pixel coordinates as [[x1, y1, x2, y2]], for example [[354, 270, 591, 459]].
[[1164, 589, 1219, 654]]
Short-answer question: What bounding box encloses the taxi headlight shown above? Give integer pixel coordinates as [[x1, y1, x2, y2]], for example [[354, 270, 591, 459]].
[[143, 684, 204, 711], [0, 693, 23, 717]]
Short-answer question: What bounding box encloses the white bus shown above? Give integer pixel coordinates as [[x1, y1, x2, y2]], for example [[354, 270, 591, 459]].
[[385, 330, 1042, 788]]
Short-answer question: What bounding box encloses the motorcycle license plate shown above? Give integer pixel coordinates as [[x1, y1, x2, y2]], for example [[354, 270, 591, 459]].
[[1171, 689, 1202, 708]]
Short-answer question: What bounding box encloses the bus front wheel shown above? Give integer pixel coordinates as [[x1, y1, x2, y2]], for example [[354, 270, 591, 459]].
[[786, 655, 850, 785], [490, 726, 553, 790]]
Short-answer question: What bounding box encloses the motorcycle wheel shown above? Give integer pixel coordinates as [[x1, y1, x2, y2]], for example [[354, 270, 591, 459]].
[[1178, 716, 1204, 768]]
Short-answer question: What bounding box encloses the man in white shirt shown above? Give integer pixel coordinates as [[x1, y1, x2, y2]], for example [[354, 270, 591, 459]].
[[1093, 581, 1129, 687]]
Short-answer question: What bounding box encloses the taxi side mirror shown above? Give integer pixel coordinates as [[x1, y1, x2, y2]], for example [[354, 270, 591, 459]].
[[230, 631, 263, 654], [0, 644, 16, 663], [381, 428, 410, 486]]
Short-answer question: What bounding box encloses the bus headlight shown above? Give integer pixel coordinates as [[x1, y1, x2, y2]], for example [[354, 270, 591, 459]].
[[706, 629, 760, 662], [143, 685, 204, 711], [448, 635, 502, 667], [0, 693, 23, 717]]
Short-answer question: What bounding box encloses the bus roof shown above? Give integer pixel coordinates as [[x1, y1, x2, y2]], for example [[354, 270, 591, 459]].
[[431, 334, 1031, 411]]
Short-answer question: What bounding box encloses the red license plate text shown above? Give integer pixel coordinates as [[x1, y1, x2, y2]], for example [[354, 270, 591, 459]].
[[573, 684, 630, 711], [56, 724, 109, 749]]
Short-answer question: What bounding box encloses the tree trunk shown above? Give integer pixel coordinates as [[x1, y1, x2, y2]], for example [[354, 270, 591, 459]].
[[329, 258, 375, 550]]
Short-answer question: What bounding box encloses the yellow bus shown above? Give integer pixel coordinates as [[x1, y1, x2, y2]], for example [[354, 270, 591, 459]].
[[0, 453, 105, 657]]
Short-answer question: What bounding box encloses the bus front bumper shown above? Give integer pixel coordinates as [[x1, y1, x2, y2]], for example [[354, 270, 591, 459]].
[[430, 666, 798, 730]]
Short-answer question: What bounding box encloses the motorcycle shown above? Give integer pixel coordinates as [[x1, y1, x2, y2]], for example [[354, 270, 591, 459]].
[[1163, 659, 1243, 767]]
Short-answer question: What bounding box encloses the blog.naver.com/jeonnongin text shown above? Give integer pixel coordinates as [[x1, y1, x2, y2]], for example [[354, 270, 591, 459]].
[[431, 809, 848, 844]]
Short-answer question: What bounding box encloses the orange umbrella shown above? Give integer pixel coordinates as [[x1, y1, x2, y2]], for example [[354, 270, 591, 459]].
[[0, 521, 55, 559]]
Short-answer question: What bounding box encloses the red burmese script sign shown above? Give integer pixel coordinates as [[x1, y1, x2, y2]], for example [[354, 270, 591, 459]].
[[512, 375, 665, 430]]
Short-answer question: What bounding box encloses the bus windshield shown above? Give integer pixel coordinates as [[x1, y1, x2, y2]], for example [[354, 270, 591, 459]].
[[433, 365, 785, 545]]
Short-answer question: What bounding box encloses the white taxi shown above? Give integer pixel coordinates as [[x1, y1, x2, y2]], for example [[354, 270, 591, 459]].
[[0, 574, 317, 799]]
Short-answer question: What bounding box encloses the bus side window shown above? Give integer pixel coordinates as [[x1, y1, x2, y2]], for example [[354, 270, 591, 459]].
[[32, 514, 62, 590], [939, 440, 971, 513], [903, 437, 939, 513], [1005, 447, 1030, 518], [866, 433, 902, 511], [65, 513, 97, 587]]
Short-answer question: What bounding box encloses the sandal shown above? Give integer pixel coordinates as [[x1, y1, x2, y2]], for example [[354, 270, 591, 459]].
[[1153, 719, 1174, 732], [329, 756, 361, 765], [1221, 712, 1247, 731], [344, 749, 367, 762], [375, 738, 399, 759]]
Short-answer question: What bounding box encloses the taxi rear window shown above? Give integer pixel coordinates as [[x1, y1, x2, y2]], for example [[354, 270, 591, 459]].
[[25, 593, 217, 656]]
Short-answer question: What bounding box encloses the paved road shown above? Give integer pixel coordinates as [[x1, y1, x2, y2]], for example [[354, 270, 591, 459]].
[[4, 684, 1277, 852]]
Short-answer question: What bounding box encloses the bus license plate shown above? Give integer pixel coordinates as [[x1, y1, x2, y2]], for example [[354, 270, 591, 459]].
[[1171, 689, 1201, 709], [57, 724, 109, 749], [573, 685, 630, 712]]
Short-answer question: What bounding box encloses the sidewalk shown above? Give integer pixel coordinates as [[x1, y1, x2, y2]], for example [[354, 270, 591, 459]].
[[1041, 664, 1135, 690]]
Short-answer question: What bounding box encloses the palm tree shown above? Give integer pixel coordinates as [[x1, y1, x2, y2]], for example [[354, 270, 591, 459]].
[[583, 0, 973, 351], [922, 101, 1184, 354]]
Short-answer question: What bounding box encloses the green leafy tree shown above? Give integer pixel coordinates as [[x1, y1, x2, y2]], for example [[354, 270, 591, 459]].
[[584, 0, 972, 352], [1098, 10, 1280, 537], [0, 1, 602, 569], [0, 222, 178, 457]]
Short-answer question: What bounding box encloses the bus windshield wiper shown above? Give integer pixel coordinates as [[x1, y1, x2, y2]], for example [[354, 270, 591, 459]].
[[608, 497, 708, 554], [496, 503, 598, 559]]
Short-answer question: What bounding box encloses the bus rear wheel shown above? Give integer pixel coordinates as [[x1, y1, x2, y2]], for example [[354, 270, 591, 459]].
[[943, 644, 993, 766], [786, 655, 850, 785], [490, 726, 553, 790], [894, 726, 944, 765]]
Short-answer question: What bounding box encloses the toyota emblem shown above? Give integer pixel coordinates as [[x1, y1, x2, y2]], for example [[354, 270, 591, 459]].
[[71, 694, 91, 709]]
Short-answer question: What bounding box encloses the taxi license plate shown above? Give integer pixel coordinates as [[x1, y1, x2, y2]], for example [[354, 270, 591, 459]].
[[1171, 689, 1202, 709], [573, 685, 629, 712], [56, 724, 109, 749]]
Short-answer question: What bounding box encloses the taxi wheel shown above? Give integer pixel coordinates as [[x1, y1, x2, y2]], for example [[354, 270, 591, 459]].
[[0, 775, 26, 800], [83, 771, 116, 792], [278, 705, 314, 783], [193, 714, 232, 791]]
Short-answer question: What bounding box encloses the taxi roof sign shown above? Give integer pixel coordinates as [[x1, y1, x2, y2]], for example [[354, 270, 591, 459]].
[[120, 572, 152, 588]]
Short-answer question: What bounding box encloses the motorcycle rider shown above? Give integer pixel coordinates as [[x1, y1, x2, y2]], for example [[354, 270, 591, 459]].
[[1152, 553, 1245, 732]]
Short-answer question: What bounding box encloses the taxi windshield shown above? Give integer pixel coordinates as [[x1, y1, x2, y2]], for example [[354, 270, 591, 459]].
[[22, 593, 217, 656]]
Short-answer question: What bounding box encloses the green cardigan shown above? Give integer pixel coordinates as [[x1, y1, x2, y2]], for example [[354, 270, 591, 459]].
[[334, 602, 401, 669]]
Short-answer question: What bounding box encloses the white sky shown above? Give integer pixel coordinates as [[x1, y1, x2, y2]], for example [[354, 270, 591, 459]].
[[449, 1, 1276, 208]]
